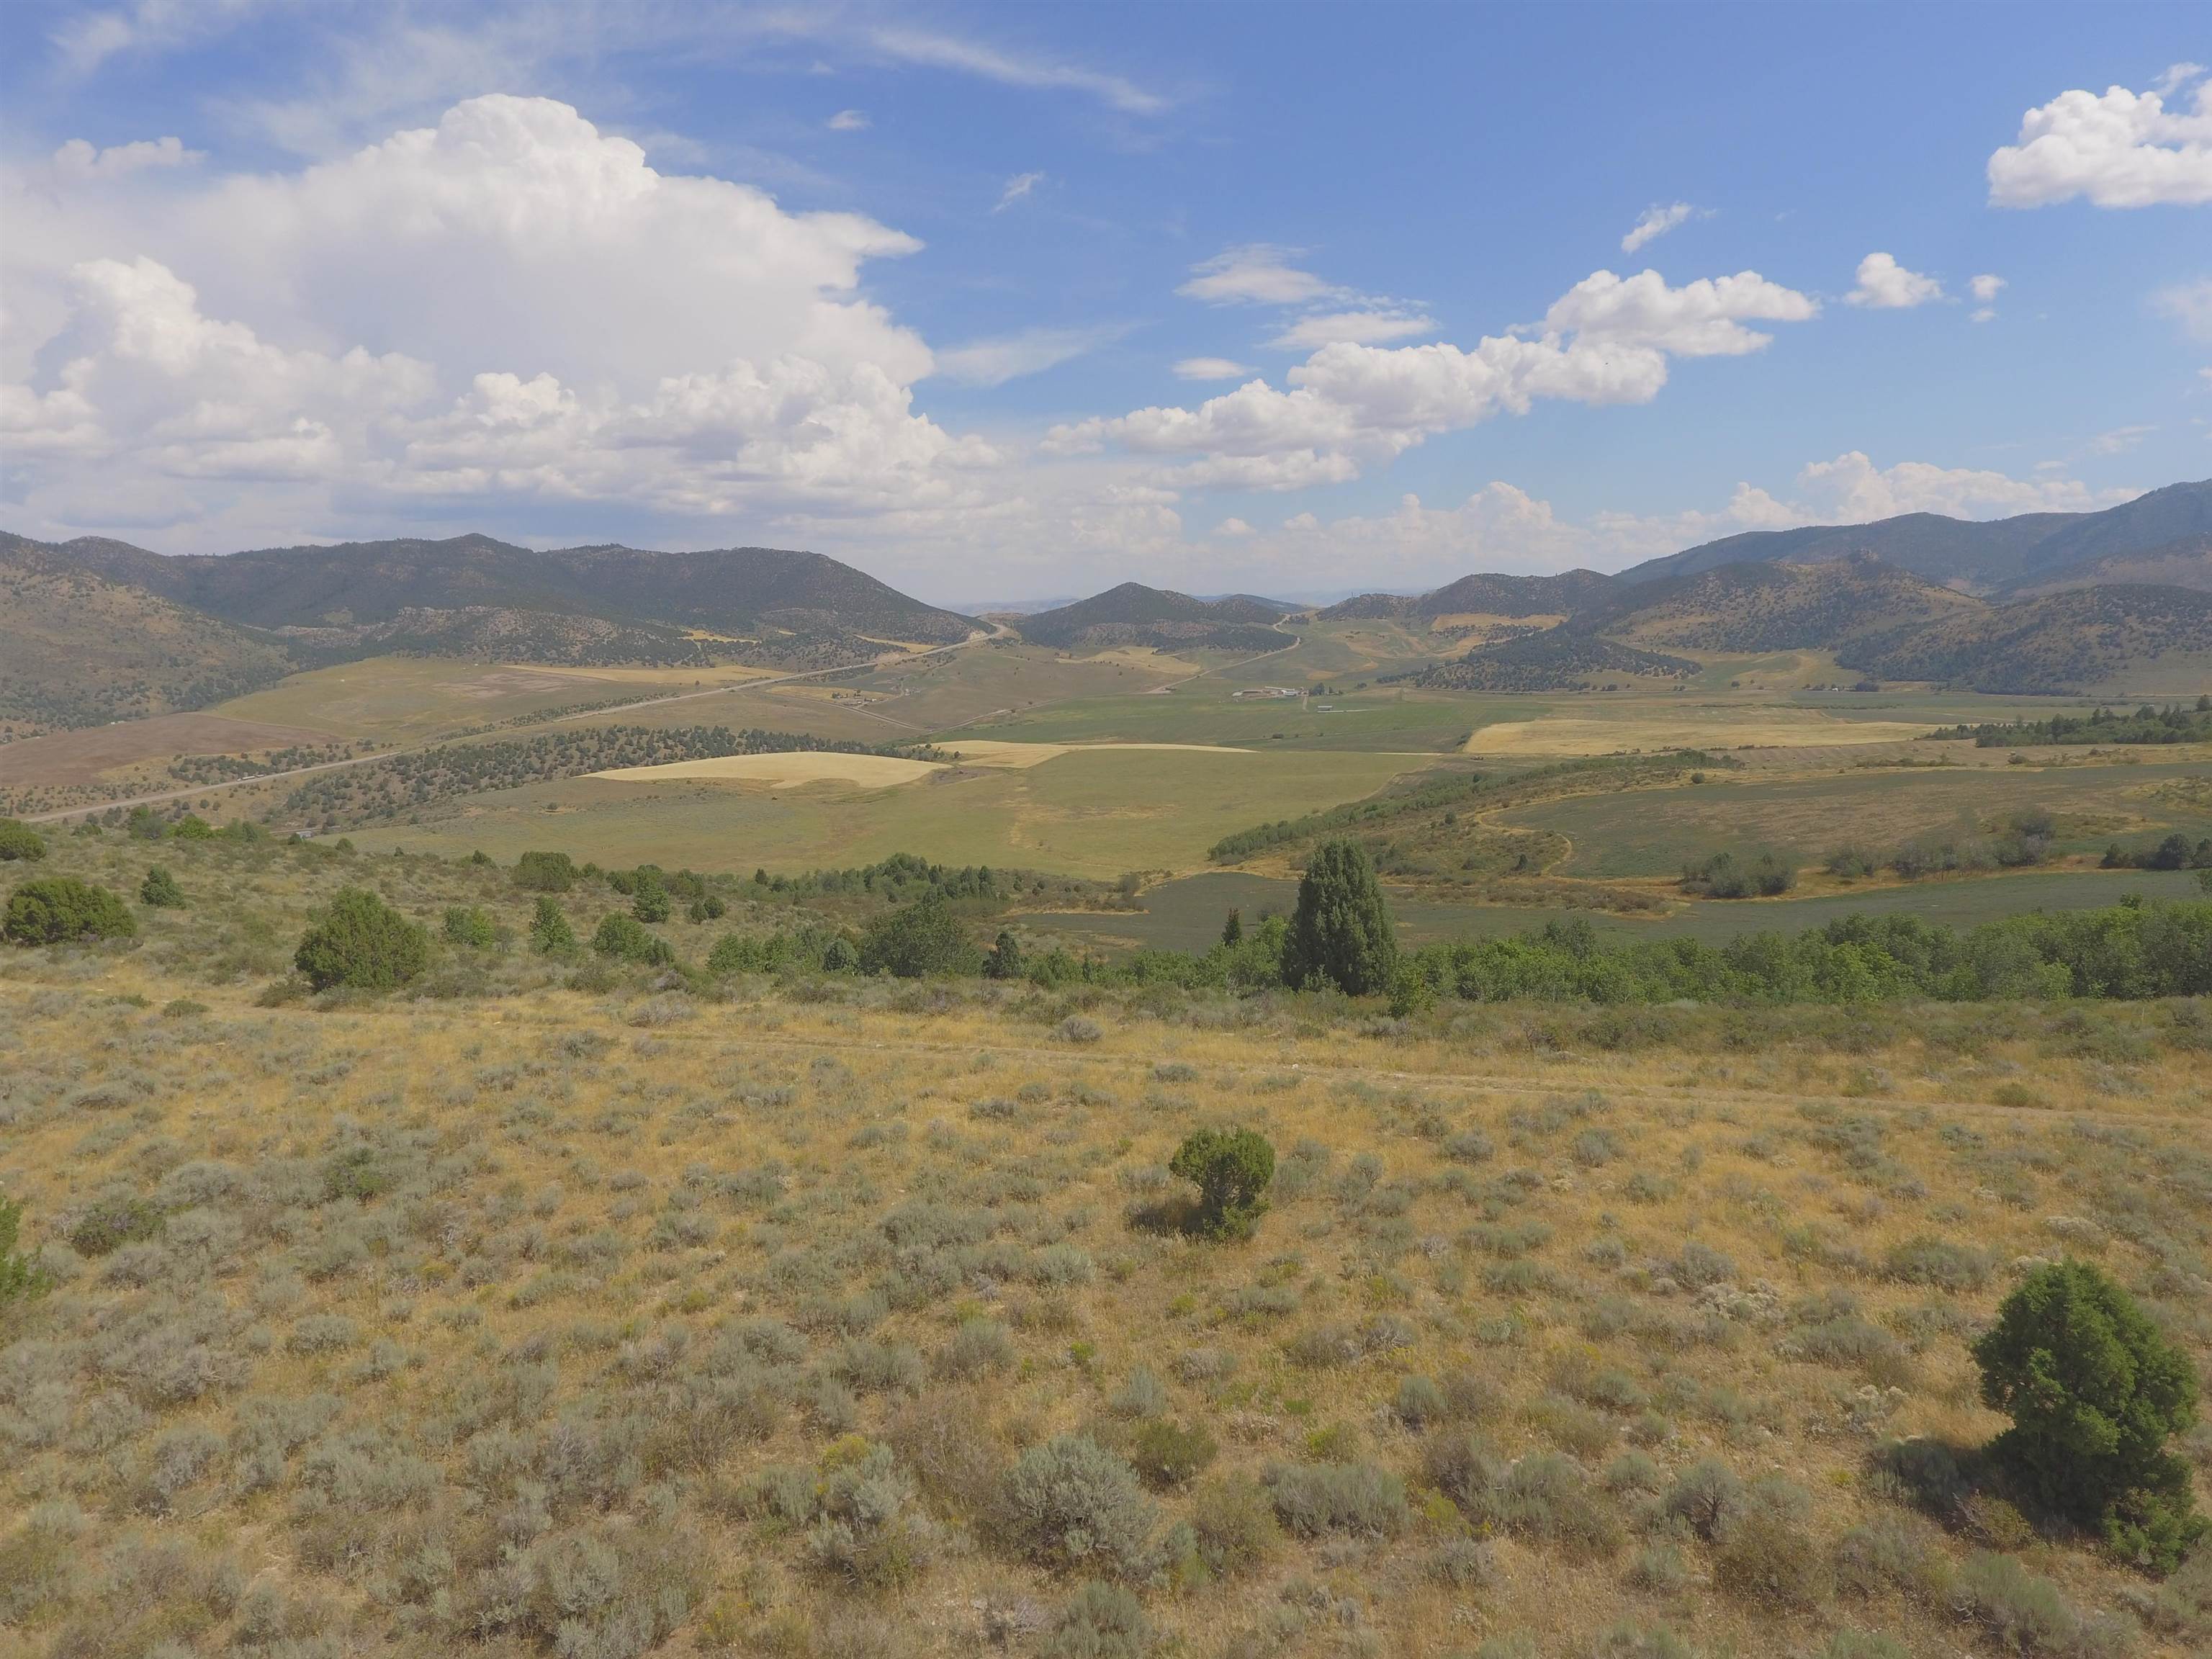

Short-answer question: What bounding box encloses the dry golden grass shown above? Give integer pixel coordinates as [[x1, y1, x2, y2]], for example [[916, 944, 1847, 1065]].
[[3, 912, 2208, 1658]]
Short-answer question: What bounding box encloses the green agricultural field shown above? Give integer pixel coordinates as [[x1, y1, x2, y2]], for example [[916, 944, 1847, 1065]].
[[1030, 863, 2212, 952], [344, 745, 1437, 878], [1498, 757, 2212, 877]]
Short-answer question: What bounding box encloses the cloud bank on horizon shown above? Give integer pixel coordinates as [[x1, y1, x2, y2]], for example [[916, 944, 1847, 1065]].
[[0, 4, 2201, 599]]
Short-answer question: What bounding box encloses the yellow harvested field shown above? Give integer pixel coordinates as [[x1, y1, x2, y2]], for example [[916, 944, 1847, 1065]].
[[1069, 645, 1205, 675], [1466, 708, 1934, 756], [589, 752, 942, 788], [941, 739, 1256, 768]]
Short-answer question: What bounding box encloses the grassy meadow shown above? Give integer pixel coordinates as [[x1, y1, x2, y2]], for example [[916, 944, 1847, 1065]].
[[339, 745, 1432, 879], [3, 825, 2211, 1659]]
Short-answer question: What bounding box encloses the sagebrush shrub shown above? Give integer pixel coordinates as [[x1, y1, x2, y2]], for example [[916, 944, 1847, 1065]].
[[999, 1435, 1156, 1577], [1263, 1459, 1407, 1537]]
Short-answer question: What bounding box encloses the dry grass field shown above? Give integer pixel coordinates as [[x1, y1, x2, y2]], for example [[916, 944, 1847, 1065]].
[[2, 830, 2210, 1659]]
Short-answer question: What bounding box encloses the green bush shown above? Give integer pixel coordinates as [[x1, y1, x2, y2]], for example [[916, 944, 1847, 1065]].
[[513, 850, 577, 891], [592, 913, 675, 966], [1169, 1128, 1275, 1241], [1281, 838, 1398, 994], [0, 1195, 50, 1308], [138, 866, 186, 908], [527, 896, 575, 953], [442, 906, 496, 948], [985, 929, 1024, 980], [1681, 849, 1796, 898], [859, 894, 981, 978], [4, 877, 137, 945], [1126, 1420, 1217, 1490], [0, 819, 46, 861], [1188, 1474, 1279, 1577], [1973, 1259, 2206, 1572], [292, 887, 429, 991], [169, 813, 215, 840], [631, 869, 671, 923]]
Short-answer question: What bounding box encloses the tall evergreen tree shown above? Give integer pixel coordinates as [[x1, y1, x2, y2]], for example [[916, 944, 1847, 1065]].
[[1280, 839, 1398, 994]]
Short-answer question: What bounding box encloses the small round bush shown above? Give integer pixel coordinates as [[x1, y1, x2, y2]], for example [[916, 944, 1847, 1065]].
[[4, 876, 137, 945], [1973, 1258, 2206, 1572], [0, 818, 47, 861], [591, 912, 675, 966], [139, 865, 186, 908], [1169, 1127, 1276, 1241], [292, 886, 428, 990], [529, 896, 575, 953], [998, 1434, 1155, 1578], [442, 905, 495, 948]]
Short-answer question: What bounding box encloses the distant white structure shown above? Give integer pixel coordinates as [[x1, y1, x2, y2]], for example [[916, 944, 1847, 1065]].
[[1231, 686, 1301, 700]]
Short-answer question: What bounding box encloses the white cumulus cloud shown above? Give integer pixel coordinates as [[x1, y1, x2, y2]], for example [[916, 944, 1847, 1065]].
[[1, 95, 1008, 541], [1988, 67, 2212, 207], [827, 109, 870, 132], [1846, 252, 1944, 309], [1051, 267, 1817, 489]]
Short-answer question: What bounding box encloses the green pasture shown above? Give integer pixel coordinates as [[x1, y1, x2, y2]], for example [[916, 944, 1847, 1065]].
[[1496, 758, 2212, 876], [938, 684, 1496, 752], [341, 744, 1435, 879]]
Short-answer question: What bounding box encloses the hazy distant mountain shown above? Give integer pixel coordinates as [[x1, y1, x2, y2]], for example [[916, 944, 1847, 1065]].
[[0, 529, 980, 734], [1617, 479, 2212, 593], [1015, 582, 1293, 652], [1994, 533, 2212, 599], [37, 532, 974, 652], [1321, 569, 1619, 620]]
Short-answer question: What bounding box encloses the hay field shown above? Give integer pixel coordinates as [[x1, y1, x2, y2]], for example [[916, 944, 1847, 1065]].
[[590, 753, 945, 790], [2, 922, 2208, 1658]]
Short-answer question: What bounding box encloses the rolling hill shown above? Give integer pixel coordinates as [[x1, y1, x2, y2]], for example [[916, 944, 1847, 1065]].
[[1835, 583, 2212, 694], [1582, 555, 1982, 654], [1015, 582, 1293, 652], [0, 534, 295, 740]]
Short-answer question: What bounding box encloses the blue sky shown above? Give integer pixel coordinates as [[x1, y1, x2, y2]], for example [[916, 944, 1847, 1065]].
[[2, 2, 2206, 601]]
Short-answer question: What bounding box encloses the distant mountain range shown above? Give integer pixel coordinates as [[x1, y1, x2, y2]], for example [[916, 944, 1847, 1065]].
[[1316, 480, 2212, 696], [1012, 582, 1295, 652], [0, 530, 976, 739], [1614, 478, 2212, 595], [4, 480, 2206, 743]]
